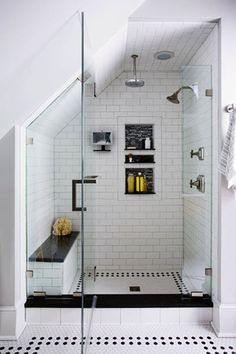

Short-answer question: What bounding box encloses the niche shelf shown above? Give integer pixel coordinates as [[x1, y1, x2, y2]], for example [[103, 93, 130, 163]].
[[125, 124, 154, 150], [125, 154, 155, 164], [124, 148, 155, 151], [125, 168, 155, 194]]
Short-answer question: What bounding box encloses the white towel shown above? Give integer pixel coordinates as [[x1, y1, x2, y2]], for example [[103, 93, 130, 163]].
[[219, 109, 236, 189]]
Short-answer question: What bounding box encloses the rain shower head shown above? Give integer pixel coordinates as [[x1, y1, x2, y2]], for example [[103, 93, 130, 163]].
[[125, 55, 145, 88], [166, 84, 198, 104]]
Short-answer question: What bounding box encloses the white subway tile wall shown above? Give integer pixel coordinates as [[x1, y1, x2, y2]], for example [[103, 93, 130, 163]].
[[26, 130, 54, 256], [28, 262, 62, 295], [54, 71, 183, 270]]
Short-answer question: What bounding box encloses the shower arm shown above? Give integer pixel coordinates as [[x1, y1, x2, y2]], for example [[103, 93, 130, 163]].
[[175, 85, 194, 95], [133, 55, 137, 81]]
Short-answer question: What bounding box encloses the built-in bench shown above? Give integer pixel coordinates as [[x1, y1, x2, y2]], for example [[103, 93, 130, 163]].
[[28, 231, 79, 295]]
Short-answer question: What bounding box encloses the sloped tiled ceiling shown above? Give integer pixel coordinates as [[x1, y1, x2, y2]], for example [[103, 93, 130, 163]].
[[124, 21, 216, 71], [29, 21, 217, 136], [95, 20, 216, 95]]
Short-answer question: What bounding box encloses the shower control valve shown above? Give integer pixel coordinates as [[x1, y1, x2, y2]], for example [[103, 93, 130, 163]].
[[190, 175, 205, 193], [190, 147, 204, 160]]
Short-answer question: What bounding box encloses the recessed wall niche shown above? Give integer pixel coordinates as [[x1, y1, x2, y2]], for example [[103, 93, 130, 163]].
[[125, 168, 155, 194], [125, 124, 154, 150]]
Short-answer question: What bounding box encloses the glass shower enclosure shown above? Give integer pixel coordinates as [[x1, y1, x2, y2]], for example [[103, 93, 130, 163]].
[[25, 16, 214, 352], [181, 65, 212, 297]]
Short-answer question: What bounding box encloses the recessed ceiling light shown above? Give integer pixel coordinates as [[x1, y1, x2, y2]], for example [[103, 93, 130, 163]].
[[154, 51, 175, 60]]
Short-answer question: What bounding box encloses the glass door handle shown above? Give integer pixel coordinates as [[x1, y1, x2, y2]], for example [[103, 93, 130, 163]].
[[72, 180, 87, 211]]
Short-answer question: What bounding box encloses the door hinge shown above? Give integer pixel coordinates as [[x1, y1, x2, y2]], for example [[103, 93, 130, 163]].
[[77, 70, 91, 83], [191, 291, 203, 297], [205, 89, 213, 97], [205, 268, 212, 276], [26, 137, 33, 145], [94, 266, 97, 282], [94, 82, 97, 97], [73, 291, 82, 298], [33, 291, 46, 297], [26, 270, 33, 278]]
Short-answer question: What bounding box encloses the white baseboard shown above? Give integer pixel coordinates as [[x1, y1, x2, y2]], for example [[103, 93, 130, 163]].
[[211, 321, 236, 338], [0, 301, 26, 340], [212, 300, 236, 337]]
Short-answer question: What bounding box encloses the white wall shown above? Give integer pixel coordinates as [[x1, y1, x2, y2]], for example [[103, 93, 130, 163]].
[[0, 128, 15, 306], [54, 70, 183, 270], [0, 0, 145, 139], [0, 127, 25, 339]]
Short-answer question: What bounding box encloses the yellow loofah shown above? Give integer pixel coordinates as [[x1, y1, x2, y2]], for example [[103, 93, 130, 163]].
[[52, 217, 72, 236]]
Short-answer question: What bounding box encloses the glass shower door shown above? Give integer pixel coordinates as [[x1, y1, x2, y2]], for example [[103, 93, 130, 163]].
[[181, 65, 212, 296], [80, 12, 97, 354]]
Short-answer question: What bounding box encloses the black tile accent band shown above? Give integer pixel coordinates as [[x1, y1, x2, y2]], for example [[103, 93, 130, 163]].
[[25, 294, 213, 308]]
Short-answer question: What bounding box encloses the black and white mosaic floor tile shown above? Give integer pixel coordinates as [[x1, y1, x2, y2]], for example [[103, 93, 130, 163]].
[[74, 270, 189, 294], [0, 324, 236, 354]]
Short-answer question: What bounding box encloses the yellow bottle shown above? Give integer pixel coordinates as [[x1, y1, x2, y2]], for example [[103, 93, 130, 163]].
[[136, 172, 144, 192], [140, 175, 144, 192], [127, 173, 135, 193], [143, 175, 148, 192]]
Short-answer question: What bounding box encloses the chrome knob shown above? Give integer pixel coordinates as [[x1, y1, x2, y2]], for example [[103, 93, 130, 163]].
[[189, 175, 205, 193], [190, 147, 204, 160], [190, 179, 200, 188]]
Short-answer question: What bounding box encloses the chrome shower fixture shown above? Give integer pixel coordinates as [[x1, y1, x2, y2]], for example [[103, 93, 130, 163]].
[[125, 54, 145, 88], [166, 84, 198, 104]]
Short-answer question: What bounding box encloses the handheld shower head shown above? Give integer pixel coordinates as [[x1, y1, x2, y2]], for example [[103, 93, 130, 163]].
[[166, 84, 198, 104], [125, 55, 145, 88]]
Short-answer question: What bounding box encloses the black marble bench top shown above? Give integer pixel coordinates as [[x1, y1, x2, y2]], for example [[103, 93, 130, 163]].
[[29, 231, 79, 263]]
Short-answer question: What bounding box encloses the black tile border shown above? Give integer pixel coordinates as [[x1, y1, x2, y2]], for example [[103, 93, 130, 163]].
[[76, 271, 190, 295], [25, 294, 213, 308]]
